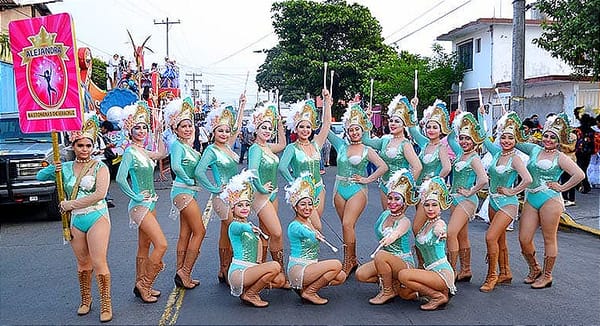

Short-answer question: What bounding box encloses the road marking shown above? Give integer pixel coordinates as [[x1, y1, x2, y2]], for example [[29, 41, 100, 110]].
[[159, 196, 213, 325]]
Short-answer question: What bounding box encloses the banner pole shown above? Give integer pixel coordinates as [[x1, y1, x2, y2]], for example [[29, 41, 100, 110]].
[[52, 132, 71, 241]]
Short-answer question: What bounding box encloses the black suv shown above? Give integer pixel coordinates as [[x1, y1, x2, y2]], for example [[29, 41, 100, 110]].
[[0, 112, 70, 220]]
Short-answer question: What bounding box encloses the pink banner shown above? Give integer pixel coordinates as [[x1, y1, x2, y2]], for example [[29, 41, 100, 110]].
[[9, 13, 83, 133]]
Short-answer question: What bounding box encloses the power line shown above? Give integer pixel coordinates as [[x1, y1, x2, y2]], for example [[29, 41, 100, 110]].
[[384, 0, 446, 40], [206, 32, 273, 67], [153, 17, 181, 59], [389, 0, 471, 45]]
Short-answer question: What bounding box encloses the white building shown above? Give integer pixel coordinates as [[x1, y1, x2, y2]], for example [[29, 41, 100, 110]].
[[437, 17, 599, 126]]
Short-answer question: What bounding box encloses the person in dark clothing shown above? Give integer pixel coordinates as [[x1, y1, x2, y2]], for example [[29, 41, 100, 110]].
[[575, 114, 596, 193]]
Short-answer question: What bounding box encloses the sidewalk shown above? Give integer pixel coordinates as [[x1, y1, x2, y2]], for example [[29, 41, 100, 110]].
[[562, 187, 600, 235]]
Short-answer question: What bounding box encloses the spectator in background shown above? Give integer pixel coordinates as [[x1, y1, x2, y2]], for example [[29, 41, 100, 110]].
[[196, 121, 210, 154], [561, 129, 578, 206], [238, 121, 255, 164], [320, 138, 331, 174], [575, 113, 596, 194], [99, 121, 117, 207], [530, 114, 542, 130]]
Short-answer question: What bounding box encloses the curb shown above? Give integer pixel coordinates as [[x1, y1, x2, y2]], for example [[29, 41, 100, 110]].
[[559, 212, 600, 237]]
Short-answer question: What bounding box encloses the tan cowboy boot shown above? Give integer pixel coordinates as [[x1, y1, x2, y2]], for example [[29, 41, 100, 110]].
[[270, 249, 291, 289], [261, 244, 269, 263], [497, 248, 512, 285], [369, 273, 396, 305], [447, 250, 459, 277], [135, 260, 163, 303], [135, 257, 161, 297], [96, 274, 112, 323], [531, 256, 556, 289], [175, 250, 200, 289], [480, 252, 499, 292], [415, 284, 449, 311], [218, 247, 233, 284], [456, 248, 472, 282], [240, 274, 271, 307], [394, 279, 418, 301], [77, 270, 93, 315], [342, 242, 358, 275], [301, 275, 331, 305], [175, 251, 199, 285], [522, 251, 542, 284]]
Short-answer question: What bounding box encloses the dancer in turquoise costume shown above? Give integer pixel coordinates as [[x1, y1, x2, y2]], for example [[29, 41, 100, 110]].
[[477, 109, 532, 293], [37, 113, 113, 322], [362, 95, 422, 209], [164, 97, 204, 289], [355, 169, 419, 305], [408, 98, 452, 265], [116, 102, 168, 303], [195, 94, 246, 284], [516, 113, 584, 289], [279, 89, 332, 231], [398, 177, 456, 311], [329, 102, 387, 275], [221, 170, 285, 307], [286, 173, 347, 305], [445, 111, 488, 285], [247, 102, 290, 286]]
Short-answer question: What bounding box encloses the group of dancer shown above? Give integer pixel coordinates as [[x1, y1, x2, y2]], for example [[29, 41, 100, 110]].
[[38, 86, 585, 321]]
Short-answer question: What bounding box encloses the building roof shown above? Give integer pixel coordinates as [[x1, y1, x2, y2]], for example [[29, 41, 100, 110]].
[[436, 18, 547, 41], [495, 74, 593, 88]]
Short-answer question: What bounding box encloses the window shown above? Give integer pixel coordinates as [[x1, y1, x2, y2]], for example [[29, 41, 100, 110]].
[[475, 38, 481, 53], [457, 40, 473, 70]]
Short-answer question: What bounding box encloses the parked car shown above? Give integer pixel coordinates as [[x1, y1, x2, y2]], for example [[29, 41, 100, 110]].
[[0, 112, 70, 220]]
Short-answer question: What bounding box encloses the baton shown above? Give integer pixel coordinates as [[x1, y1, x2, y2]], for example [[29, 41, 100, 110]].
[[249, 221, 269, 240], [370, 242, 385, 259]]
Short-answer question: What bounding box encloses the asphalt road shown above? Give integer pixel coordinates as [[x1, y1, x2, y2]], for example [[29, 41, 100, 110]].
[[1, 165, 599, 325]]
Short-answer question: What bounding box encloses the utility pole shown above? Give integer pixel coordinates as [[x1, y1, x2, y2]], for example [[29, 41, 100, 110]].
[[153, 17, 180, 59], [511, 0, 526, 117], [186, 72, 202, 104], [202, 84, 214, 106]]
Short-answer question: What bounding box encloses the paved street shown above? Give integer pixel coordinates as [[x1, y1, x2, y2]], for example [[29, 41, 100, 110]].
[[1, 165, 599, 325]]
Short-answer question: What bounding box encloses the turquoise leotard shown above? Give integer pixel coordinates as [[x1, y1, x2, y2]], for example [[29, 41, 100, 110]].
[[116, 146, 158, 225], [410, 126, 443, 184], [328, 131, 369, 200], [415, 220, 456, 294], [374, 211, 415, 266], [279, 141, 324, 198], [287, 220, 319, 272], [447, 130, 479, 207], [195, 144, 239, 194], [248, 143, 279, 202], [363, 134, 412, 194], [518, 143, 563, 210], [228, 220, 260, 276], [479, 113, 519, 214], [170, 140, 201, 202], [37, 161, 108, 232]]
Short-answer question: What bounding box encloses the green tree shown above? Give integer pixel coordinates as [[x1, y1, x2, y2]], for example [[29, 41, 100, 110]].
[[256, 0, 397, 116], [368, 44, 463, 115], [91, 57, 107, 91], [532, 0, 600, 79], [1, 32, 11, 63]]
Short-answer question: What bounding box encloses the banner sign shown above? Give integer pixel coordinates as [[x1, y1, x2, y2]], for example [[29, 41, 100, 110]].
[[9, 13, 83, 133]]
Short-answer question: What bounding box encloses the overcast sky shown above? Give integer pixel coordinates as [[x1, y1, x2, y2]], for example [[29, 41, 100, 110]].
[[47, 0, 519, 105]]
